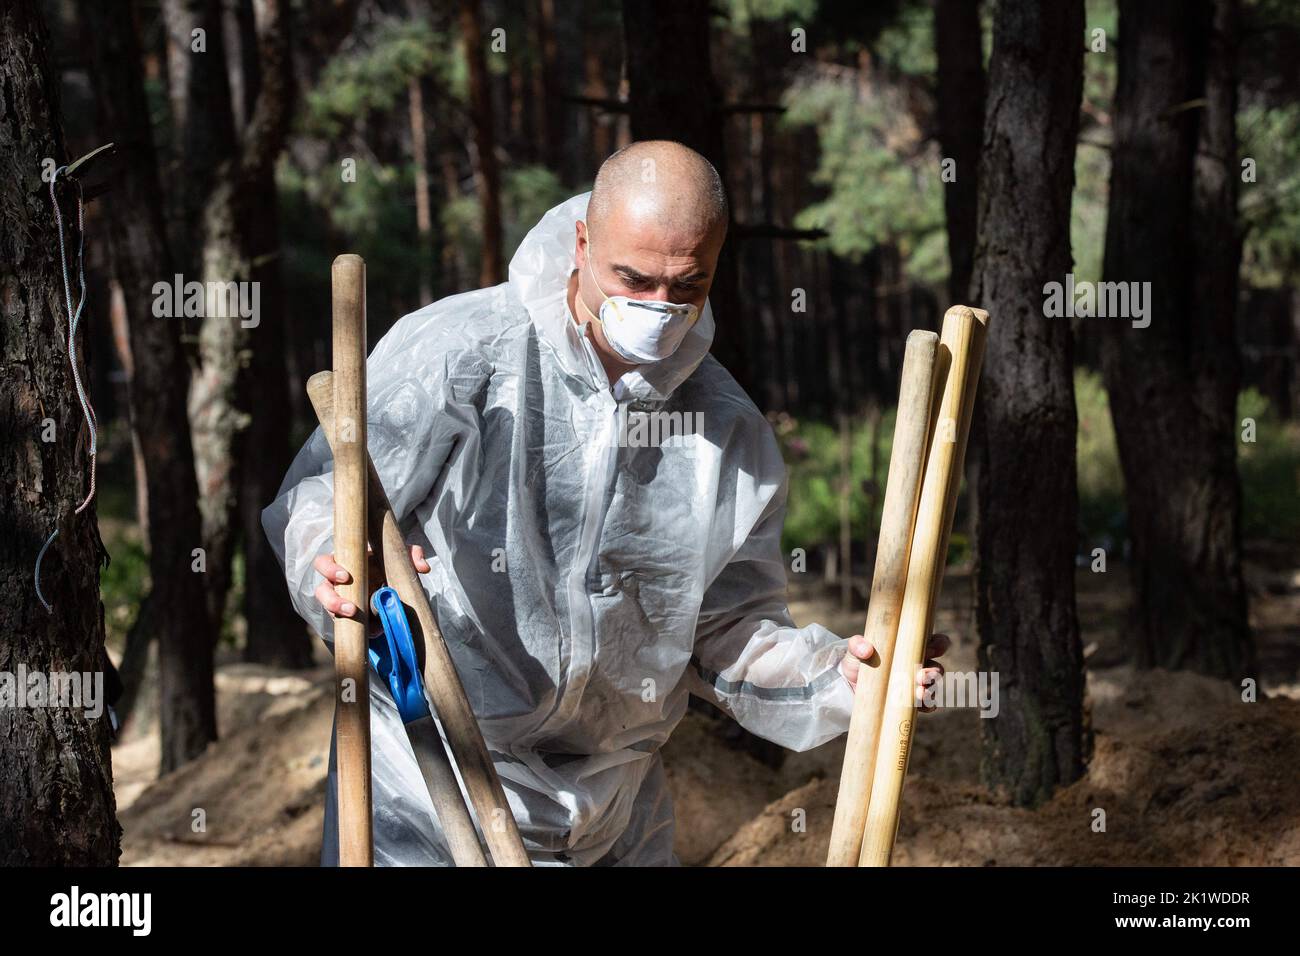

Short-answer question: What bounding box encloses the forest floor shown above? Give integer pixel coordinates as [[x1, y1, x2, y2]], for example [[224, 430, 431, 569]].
[[112, 543, 1300, 866]]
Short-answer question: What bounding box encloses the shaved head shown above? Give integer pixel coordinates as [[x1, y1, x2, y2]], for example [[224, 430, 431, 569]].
[[586, 140, 729, 244], [567, 140, 729, 381]]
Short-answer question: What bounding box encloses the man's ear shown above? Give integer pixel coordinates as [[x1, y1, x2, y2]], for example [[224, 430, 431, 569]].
[[574, 220, 589, 268]]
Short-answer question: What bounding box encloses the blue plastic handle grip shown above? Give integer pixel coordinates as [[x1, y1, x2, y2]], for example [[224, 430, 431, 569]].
[[368, 586, 430, 724]]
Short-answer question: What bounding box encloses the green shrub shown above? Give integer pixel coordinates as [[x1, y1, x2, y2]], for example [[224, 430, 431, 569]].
[[1238, 389, 1300, 541], [775, 373, 1298, 569], [778, 410, 897, 559]]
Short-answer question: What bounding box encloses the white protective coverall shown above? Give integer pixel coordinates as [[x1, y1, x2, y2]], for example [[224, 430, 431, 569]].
[[262, 192, 855, 866]]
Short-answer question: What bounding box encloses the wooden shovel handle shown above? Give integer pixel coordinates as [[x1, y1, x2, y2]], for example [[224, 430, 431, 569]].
[[826, 329, 940, 866], [307, 370, 532, 867]]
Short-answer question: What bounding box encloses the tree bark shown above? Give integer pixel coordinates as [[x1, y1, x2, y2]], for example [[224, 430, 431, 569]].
[[410, 76, 434, 304], [439, 135, 466, 291], [239, 178, 308, 668], [534, 0, 561, 171], [934, 0, 986, 304], [460, 0, 505, 286], [0, 0, 121, 863], [107, 279, 150, 544], [1100, 0, 1253, 678], [161, 0, 237, 632], [161, 0, 238, 271], [620, 0, 752, 398], [233, 0, 311, 669], [969, 0, 1087, 806], [82, 0, 221, 771], [187, 0, 294, 647]]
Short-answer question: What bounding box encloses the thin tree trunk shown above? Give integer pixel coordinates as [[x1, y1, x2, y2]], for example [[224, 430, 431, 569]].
[[507, 30, 526, 154], [162, 0, 237, 273], [410, 76, 434, 304], [621, 0, 752, 397], [838, 412, 853, 612], [161, 0, 192, 154], [0, 0, 121, 862], [162, 0, 238, 632], [439, 142, 466, 291], [231, 0, 311, 669], [226, 0, 259, 136], [83, 0, 221, 772], [583, 32, 612, 161], [934, 0, 986, 304], [108, 278, 150, 545], [969, 0, 1087, 807], [239, 185, 309, 668], [188, 0, 293, 645], [1099, 0, 1253, 677], [534, 0, 560, 171], [460, 0, 504, 286]]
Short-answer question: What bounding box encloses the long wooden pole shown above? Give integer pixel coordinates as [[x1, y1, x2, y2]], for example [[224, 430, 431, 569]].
[[825, 330, 940, 866], [307, 370, 532, 867], [858, 305, 988, 867], [306, 372, 488, 867], [405, 716, 489, 866], [331, 254, 373, 866]]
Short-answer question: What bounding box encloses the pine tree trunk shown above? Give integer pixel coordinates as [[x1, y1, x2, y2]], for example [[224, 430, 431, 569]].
[[534, 0, 561, 171], [409, 76, 434, 304], [161, 0, 237, 272], [0, 0, 121, 863], [233, 0, 310, 669], [969, 0, 1088, 807], [934, 0, 986, 305], [240, 171, 310, 668], [460, 0, 505, 286], [187, 0, 293, 648], [162, 0, 240, 634], [81, 0, 221, 769], [620, 0, 751, 398], [1099, 0, 1253, 678]]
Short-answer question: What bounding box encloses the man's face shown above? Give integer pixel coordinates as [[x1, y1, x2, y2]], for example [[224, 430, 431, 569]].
[[574, 207, 725, 321]]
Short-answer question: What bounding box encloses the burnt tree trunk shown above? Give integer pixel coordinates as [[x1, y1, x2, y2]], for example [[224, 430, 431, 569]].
[[934, 0, 986, 304], [620, 0, 752, 398], [82, 0, 221, 768], [0, 0, 120, 862], [1100, 0, 1253, 678], [969, 0, 1087, 806]]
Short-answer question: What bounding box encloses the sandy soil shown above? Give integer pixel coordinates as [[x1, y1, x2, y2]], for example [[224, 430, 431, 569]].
[[114, 549, 1300, 866], [706, 665, 1300, 866], [115, 664, 332, 866]]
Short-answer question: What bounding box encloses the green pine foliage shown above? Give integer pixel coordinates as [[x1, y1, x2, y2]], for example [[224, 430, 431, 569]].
[[783, 78, 947, 284]]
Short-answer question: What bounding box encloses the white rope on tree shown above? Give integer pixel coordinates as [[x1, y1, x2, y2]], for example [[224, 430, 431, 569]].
[[35, 165, 96, 614]]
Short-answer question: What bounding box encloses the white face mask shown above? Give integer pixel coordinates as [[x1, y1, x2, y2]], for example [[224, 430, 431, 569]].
[[577, 241, 700, 364]]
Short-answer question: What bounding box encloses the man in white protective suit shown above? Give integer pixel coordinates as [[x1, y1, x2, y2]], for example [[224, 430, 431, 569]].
[[263, 140, 948, 866]]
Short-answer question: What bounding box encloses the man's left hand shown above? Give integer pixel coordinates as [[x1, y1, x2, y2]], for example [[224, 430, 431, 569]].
[[840, 633, 951, 713]]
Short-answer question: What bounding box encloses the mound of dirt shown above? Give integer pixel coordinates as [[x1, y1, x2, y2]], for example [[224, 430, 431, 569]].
[[707, 666, 1300, 866], [116, 661, 334, 866], [112, 555, 1300, 867]]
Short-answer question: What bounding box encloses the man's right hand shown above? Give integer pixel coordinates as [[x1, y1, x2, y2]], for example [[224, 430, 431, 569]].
[[313, 544, 432, 622]]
